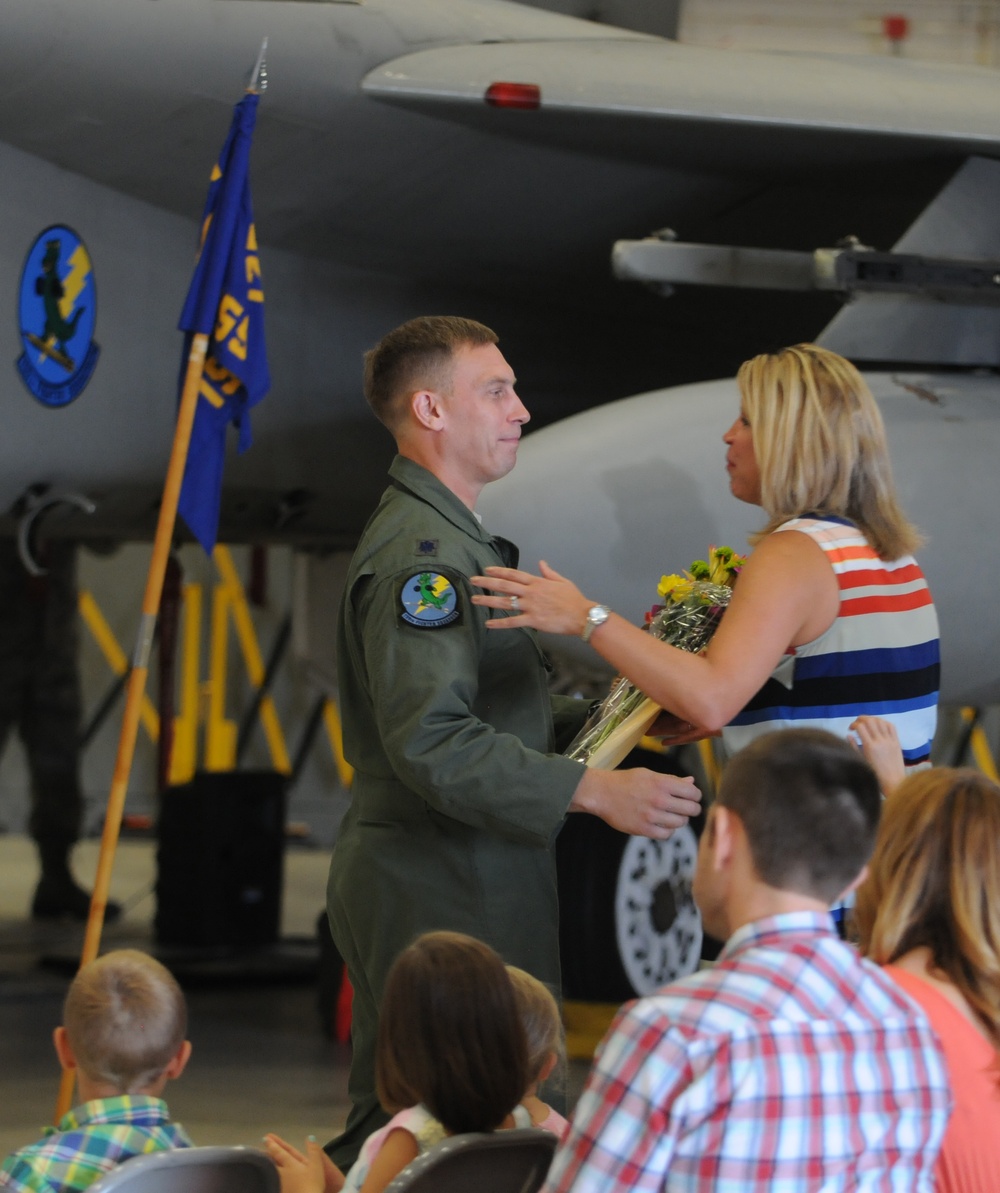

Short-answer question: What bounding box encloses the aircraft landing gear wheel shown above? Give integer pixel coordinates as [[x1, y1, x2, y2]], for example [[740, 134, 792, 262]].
[[614, 825, 702, 996], [557, 816, 703, 1001]]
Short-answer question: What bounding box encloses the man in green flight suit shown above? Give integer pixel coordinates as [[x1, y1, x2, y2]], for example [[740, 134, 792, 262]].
[[326, 316, 702, 1166]]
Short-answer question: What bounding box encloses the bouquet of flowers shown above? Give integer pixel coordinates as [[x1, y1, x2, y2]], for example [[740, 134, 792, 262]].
[[565, 545, 746, 769]]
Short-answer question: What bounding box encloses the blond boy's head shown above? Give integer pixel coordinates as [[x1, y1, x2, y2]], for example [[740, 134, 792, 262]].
[[506, 966, 563, 1088], [56, 950, 190, 1096]]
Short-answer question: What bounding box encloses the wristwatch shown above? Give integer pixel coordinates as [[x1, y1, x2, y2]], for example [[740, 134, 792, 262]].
[[581, 604, 611, 643]]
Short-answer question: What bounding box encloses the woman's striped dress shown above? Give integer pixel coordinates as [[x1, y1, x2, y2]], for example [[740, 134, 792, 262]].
[[723, 515, 940, 766]]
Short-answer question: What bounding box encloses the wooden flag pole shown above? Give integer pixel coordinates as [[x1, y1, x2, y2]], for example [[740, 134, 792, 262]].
[[54, 332, 210, 1123]]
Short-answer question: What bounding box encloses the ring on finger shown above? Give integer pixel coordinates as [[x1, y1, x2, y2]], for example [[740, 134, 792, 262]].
[[510, 594, 520, 611]]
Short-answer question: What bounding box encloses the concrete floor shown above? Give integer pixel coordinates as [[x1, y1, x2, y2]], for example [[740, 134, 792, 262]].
[[0, 835, 350, 1159]]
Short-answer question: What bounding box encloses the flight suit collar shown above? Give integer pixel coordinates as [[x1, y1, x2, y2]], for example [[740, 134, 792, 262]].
[[389, 455, 494, 545]]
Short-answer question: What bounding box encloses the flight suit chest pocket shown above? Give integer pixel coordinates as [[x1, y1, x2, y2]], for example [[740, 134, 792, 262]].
[[474, 622, 549, 727]]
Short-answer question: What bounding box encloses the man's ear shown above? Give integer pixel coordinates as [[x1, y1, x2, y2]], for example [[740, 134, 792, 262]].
[[53, 1026, 77, 1074], [837, 863, 869, 903], [410, 388, 445, 432], [709, 805, 738, 871], [162, 1040, 192, 1082]]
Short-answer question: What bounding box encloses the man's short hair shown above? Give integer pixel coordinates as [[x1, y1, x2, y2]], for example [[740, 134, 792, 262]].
[[718, 728, 881, 901], [363, 316, 498, 432], [64, 949, 187, 1093]]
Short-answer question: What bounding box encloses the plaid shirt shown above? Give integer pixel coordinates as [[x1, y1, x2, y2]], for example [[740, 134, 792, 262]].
[[0, 1096, 192, 1193], [543, 912, 951, 1193]]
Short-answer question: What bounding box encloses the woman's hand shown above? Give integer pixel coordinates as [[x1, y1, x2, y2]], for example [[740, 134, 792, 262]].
[[470, 560, 594, 636], [647, 711, 718, 745]]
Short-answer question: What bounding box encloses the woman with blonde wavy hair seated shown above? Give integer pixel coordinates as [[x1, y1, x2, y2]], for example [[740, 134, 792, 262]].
[[855, 767, 1000, 1192]]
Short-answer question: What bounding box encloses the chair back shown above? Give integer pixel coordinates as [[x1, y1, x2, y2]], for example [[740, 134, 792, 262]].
[[86, 1146, 279, 1193], [384, 1128, 556, 1193]]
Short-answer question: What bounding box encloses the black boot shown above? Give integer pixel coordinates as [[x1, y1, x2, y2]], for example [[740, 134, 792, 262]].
[[31, 840, 121, 922]]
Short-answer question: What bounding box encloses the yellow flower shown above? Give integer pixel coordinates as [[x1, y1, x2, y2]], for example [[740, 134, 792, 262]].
[[657, 573, 686, 600], [703, 544, 747, 587], [708, 546, 734, 585]]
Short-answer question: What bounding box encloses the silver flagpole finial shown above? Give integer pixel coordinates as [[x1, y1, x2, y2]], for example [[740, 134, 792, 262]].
[[246, 37, 268, 94]]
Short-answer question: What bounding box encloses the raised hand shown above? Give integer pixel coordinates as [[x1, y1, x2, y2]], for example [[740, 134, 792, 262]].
[[849, 715, 906, 796]]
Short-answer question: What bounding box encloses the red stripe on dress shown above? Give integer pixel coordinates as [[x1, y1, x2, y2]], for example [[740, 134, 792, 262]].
[[836, 564, 924, 590], [840, 589, 935, 616]]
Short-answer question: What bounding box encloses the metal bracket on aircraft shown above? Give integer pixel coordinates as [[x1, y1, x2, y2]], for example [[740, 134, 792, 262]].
[[613, 231, 1000, 305], [14, 485, 96, 577]]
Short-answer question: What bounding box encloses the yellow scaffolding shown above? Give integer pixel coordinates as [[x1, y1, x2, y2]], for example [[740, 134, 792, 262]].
[[79, 547, 353, 786], [959, 707, 999, 782]]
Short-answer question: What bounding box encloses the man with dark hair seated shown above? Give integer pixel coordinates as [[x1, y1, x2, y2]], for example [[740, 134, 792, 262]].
[[543, 728, 952, 1192]]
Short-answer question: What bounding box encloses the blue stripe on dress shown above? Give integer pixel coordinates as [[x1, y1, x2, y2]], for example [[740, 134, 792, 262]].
[[729, 692, 939, 727], [792, 640, 940, 680]]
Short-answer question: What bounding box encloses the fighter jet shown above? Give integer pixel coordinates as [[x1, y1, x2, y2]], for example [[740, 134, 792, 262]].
[[1, 0, 998, 551]]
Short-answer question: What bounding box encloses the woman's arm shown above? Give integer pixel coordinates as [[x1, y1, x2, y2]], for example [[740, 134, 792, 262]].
[[471, 531, 838, 731]]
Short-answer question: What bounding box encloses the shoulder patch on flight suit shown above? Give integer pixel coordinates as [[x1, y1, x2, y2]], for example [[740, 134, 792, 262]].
[[399, 570, 462, 629]]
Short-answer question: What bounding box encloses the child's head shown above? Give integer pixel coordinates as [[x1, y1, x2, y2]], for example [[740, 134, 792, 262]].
[[506, 966, 563, 1092], [57, 949, 189, 1095], [376, 931, 528, 1135]]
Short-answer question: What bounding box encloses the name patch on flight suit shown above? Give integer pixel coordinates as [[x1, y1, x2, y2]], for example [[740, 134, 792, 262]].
[[399, 571, 461, 629]]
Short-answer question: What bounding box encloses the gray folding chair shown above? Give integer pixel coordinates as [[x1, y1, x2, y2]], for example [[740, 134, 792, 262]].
[[86, 1146, 279, 1193], [384, 1128, 557, 1193]]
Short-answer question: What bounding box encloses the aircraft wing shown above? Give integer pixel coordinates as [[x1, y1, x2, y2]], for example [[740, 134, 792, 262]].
[[0, 0, 997, 547], [363, 38, 1000, 169]]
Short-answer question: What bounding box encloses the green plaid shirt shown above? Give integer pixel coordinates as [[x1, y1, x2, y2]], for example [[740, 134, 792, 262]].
[[0, 1096, 192, 1193]]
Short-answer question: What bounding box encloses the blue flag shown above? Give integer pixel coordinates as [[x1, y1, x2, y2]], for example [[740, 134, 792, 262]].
[[178, 92, 270, 554]]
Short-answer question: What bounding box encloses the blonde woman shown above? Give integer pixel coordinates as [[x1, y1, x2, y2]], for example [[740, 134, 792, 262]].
[[471, 344, 939, 768], [855, 768, 1000, 1191]]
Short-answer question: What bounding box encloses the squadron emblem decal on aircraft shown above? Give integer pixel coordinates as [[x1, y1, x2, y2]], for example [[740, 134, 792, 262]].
[[16, 225, 100, 407]]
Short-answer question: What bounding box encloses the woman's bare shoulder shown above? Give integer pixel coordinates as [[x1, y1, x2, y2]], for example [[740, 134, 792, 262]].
[[739, 526, 832, 581], [730, 528, 838, 647]]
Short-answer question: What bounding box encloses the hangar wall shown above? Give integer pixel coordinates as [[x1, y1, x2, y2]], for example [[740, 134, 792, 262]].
[[681, 0, 1000, 65]]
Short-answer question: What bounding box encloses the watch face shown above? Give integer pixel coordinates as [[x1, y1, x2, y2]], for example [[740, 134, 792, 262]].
[[582, 605, 609, 642]]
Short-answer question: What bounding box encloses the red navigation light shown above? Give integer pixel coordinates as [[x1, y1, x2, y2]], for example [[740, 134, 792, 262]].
[[882, 14, 910, 42], [484, 82, 541, 110]]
